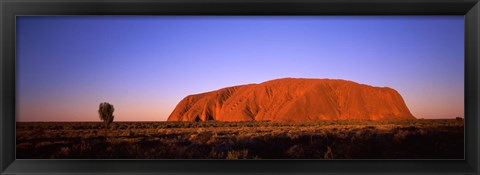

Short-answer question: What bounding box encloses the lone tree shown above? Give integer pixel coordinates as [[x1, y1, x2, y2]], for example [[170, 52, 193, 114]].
[[98, 102, 115, 139]]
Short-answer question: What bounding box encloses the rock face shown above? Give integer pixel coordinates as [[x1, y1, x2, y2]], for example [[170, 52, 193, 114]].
[[167, 78, 415, 122]]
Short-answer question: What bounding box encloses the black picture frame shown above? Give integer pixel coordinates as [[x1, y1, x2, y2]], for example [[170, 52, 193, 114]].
[[1, 0, 479, 174]]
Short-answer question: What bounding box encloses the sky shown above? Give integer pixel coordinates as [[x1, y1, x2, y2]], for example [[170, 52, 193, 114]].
[[16, 16, 464, 121]]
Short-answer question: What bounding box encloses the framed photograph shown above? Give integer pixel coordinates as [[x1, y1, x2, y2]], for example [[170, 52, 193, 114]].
[[1, 0, 479, 174]]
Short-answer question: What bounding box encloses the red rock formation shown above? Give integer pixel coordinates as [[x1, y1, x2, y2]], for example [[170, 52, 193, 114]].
[[167, 78, 415, 122]]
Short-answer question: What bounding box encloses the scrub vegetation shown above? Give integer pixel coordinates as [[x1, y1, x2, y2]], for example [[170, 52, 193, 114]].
[[16, 119, 464, 159]]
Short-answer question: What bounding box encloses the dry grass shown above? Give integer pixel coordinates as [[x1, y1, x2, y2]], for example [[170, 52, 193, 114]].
[[16, 119, 464, 159]]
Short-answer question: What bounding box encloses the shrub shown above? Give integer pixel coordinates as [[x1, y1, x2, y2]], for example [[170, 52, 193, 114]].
[[286, 144, 305, 158], [323, 146, 334, 159], [226, 149, 249, 160]]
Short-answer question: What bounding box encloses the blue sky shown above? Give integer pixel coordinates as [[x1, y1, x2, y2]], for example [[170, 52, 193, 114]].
[[16, 16, 464, 121]]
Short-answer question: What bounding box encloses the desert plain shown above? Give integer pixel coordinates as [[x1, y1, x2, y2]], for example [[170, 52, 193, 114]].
[[16, 119, 463, 159]]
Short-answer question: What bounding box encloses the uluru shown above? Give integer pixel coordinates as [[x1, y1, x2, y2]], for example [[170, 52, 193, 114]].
[[167, 78, 415, 122]]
